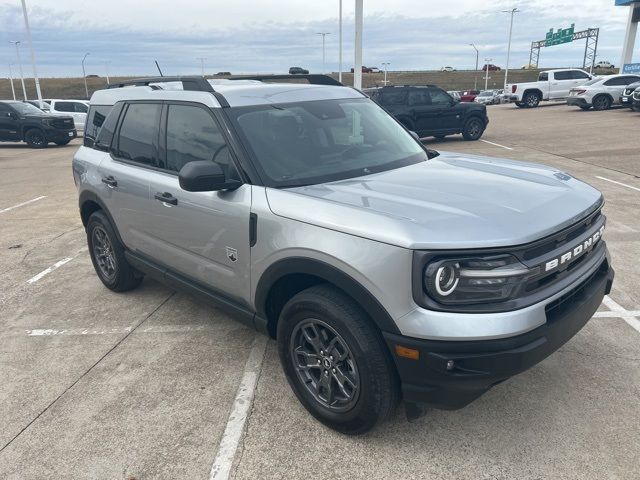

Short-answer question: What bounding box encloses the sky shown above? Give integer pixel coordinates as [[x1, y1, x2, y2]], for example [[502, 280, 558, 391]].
[[0, 0, 638, 78]]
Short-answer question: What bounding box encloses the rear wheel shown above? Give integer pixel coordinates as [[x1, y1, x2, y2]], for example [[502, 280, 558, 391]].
[[462, 117, 485, 140], [592, 95, 612, 111], [277, 284, 399, 435], [87, 211, 143, 292], [24, 129, 48, 148], [523, 91, 540, 108]]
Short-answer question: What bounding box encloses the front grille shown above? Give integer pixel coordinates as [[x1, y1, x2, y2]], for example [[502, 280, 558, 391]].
[[50, 118, 74, 130]]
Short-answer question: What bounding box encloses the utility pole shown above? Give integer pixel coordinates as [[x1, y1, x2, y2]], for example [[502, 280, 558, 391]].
[[502, 7, 520, 90], [8, 64, 17, 100], [197, 57, 207, 76], [105, 61, 111, 84], [469, 43, 479, 90], [82, 52, 90, 99], [354, 0, 363, 90], [338, 0, 343, 83], [484, 58, 492, 90], [316, 33, 330, 74], [20, 0, 43, 108], [382, 62, 390, 85], [10, 41, 28, 100]]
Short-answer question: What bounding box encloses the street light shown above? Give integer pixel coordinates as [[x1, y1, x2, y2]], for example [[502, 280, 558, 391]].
[[197, 57, 207, 76], [105, 61, 111, 85], [20, 0, 43, 108], [381, 62, 390, 85], [10, 41, 27, 100], [316, 33, 330, 74], [338, 0, 343, 83], [484, 58, 492, 90], [8, 64, 17, 100], [469, 43, 479, 90], [354, 0, 363, 89], [81, 52, 90, 99], [502, 7, 520, 90]]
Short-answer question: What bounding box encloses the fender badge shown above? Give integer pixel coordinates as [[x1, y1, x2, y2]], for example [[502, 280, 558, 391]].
[[226, 246, 238, 262]]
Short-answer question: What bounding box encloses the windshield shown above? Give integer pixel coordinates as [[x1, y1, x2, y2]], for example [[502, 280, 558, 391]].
[[227, 98, 430, 188], [479, 91, 493, 96], [582, 78, 601, 86], [10, 102, 46, 115]]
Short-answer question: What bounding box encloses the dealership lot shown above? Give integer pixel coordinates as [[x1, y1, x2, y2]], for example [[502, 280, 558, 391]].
[[1, 104, 639, 479]]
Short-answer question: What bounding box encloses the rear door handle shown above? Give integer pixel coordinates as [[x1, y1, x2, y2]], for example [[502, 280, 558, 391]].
[[101, 176, 118, 188], [154, 192, 178, 206]]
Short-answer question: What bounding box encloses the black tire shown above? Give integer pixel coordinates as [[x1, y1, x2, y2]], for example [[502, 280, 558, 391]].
[[434, 134, 446, 139], [462, 116, 485, 140], [592, 95, 612, 111], [24, 129, 48, 148], [87, 210, 143, 292], [523, 91, 540, 108], [277, 284, 400, 435], [515, 102, 526, 108], [579, 105, 591, 111], [54, 139, 71, 146]]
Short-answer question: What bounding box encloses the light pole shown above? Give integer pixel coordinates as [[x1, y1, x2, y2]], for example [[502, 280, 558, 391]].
[[484, 58, 492, 90], [338, 0, 343, 83], [502, 7, 520, 90], [382, 62, 390, 85], [8, 64, 17, 100], [316, 33, 330, 74], [354, 0, 363, 89], [20, 0, 43, 108], [469, 43, 479, 90], [105, 61, 111, 84], [10, 41, 28, 100], [197, 57, 207, 76], [81, 52, 90, 99]]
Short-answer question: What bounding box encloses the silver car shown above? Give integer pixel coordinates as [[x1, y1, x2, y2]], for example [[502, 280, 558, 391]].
[[74, 75, 614, 434]]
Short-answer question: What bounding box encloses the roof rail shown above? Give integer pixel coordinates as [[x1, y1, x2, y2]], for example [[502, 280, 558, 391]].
[[228, 74, 343, 86], [105, 76, 230, 107]]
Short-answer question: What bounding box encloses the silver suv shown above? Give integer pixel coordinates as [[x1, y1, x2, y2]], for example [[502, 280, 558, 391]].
[[73, 76, 614, 434]]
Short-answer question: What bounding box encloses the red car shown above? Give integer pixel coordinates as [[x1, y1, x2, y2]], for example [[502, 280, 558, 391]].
[[350, 66, 373, 73], [482, 64, 501, 71], [460, 90, 480, 102]]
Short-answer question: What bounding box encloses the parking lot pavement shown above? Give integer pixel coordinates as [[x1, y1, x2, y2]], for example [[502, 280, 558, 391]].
[[1, 103, 639, 480]]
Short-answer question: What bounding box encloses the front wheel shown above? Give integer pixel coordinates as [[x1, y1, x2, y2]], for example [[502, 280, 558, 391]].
[[462, 117, 485, 140], [277, 285, 400, 435], [24, 129, 48, 148]]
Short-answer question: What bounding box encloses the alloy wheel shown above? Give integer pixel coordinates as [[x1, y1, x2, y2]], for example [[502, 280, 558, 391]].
[[92, 225, 117, 281]]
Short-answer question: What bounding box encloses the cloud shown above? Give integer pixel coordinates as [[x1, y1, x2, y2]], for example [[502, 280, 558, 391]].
[[0, 1, 637, 77]]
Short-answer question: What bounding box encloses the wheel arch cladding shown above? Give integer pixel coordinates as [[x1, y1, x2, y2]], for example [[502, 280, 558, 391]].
[[79, 192, 125, 245], [255, 257, 401, 338], [524, 88, 542, 98]]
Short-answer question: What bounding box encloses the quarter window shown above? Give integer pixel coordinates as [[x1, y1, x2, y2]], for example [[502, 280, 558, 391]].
[[554, 71, 572, 80], [428, 88, 452, 106], [538, 72, 548, 81], [165, 104, 233, 174], [85, 105, 113, 141], [407, 90, 431, 106], [115, 103, 161, 166], [381, 90, 406, 105]]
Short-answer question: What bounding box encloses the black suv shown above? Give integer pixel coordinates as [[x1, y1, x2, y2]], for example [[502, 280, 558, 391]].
[[289, 66, 310, 75], [0, 101, 76, 148], [366, 86, 489, 140]]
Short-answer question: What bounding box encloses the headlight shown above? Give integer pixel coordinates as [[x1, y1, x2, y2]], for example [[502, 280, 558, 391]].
[[423, 254, 537, 305], [40, 118, 53, 126]]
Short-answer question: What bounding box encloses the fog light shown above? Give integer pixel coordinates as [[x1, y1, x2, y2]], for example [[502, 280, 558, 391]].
[[446, 360, 455, 371]]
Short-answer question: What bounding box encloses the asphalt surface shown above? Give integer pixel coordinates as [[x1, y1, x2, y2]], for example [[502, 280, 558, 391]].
[[1, 103, 639, 479]]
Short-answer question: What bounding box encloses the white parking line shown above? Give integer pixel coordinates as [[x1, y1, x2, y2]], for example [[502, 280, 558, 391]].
[[26, 257, 73, 284], [593, 310, 640, 318], [602, 296, 640, 334], [209, 335, 268, 480], [480, 139, 513, 150], [0, 196, 47, 214], [25, 324, 212, 336], [595, 176, 640, 193]]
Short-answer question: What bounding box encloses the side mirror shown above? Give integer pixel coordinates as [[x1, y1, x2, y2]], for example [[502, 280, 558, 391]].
[[179, 161, 240, 192], [6, 111, 17, 119], [409, 131, 420, 141]]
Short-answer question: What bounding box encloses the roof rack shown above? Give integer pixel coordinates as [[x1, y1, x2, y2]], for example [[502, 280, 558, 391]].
[[106, 76, 230, 107], [228, 74, 343, 86]]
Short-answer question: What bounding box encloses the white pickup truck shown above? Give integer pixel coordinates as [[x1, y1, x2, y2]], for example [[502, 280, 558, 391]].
[[508, 68, 594, 108]]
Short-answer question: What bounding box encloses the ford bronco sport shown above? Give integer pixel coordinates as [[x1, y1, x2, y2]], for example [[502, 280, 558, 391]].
[[73, 76, 614, 435]]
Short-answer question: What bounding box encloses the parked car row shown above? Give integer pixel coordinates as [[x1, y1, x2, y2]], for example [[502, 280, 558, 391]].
[[567, 74, 640, 110]]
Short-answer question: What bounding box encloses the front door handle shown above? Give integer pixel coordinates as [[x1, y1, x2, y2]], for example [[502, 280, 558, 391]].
[[101, 176, 118, 188], [154, 192, 178, 206]]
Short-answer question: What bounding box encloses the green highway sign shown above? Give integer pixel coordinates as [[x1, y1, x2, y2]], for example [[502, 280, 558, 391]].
[[545, 24, 575, 46]]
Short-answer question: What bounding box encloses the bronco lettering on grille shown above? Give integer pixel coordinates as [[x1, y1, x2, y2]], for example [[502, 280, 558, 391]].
[[544, 225, 605, 272]]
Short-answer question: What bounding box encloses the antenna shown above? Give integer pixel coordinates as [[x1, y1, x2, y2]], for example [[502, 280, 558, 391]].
[[155, 60, 164, 77]]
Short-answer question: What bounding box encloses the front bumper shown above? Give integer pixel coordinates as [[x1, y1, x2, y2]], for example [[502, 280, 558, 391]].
[[45, 129, 77, 142], [567, 97, 589, 107], [383, 257, 614, 410], [620, 95, 633, 108]]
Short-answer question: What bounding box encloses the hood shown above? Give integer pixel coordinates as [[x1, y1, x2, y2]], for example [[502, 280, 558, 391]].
[[265, 151, 603, 249], [23, 113, 74, 121]]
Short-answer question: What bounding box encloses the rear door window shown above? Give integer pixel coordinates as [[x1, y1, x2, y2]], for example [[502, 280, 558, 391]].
[[114, 103, 161, 167], [407, 89, 431, 106], [381, 89, 406, 105], [553, 71, 572, 81], [54, 101, 75, 112], [74, 102, 89, 113], [428, 88, 452, 106], [571, 70, 591, 80]]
